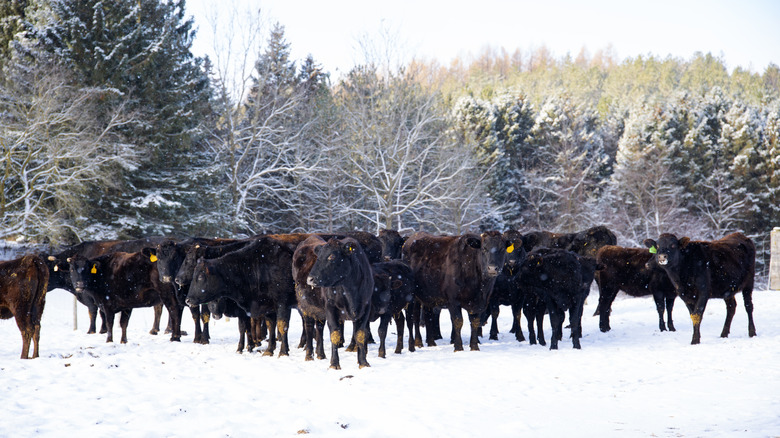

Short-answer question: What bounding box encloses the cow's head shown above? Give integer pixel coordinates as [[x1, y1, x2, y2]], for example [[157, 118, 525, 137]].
[[148, 240, 179, 285], [643, 233, 689, 270], [502, 230, 527, 275], [207, 298, 226, 320], [43, 253, 71, 290], [378, 229, 405, 261], [474, 231, 508, 278], [176, 244, 206, 289], [66, 255, 99, 294], [307, 238, 361, 288], [185, 257, 221, 307]]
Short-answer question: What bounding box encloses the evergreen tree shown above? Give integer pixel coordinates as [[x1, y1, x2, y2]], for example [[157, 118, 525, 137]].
[[526, 94, 608, 232], [34, 0, 212, 238]]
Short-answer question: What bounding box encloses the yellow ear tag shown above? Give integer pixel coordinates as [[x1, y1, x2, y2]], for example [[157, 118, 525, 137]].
[[507, 244, 515, 254], [91, 264, 97, 274], [150, 254, 158, 262]]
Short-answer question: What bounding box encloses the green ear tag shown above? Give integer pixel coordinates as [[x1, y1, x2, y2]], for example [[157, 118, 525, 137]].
[[649, 246, 657, 254]]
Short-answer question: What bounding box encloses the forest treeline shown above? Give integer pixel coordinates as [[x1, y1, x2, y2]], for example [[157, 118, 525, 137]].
[[1, 1, 779, 276]]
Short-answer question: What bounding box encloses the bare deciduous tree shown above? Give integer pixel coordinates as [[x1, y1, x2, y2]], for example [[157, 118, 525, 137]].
[[0, 64, 137, 242]]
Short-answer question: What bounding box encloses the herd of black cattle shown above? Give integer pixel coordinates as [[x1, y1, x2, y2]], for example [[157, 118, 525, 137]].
[[0, 226, 758, 368]]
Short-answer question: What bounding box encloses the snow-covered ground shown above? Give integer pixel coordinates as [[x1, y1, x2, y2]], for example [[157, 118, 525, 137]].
[[2, 288, 779, 437]]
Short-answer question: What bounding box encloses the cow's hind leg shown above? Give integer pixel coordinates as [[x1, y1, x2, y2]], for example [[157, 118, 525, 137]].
[[262, 315, 277, 357], [720, 296, 737, 338], [665, 293, 676, 331], [149, 303, 162, 335], [15, 315, 33, 359], [394, 311, 405, 355], [377, 314, 390, 358], [743, 288, 757, 338], [512, 303, 525, 342], [489, 306, 500, 340]]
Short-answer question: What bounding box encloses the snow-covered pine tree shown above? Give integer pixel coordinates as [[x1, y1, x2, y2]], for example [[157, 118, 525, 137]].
[[34, 0, 212, 238], [525, 94, 609, 232]]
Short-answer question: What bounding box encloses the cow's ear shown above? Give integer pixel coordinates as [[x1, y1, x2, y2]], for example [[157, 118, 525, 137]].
[[142, 247, 158, 262], [465, 236, 481, 249], [679, 237, 691, 248], [643, 239, 657, 249]]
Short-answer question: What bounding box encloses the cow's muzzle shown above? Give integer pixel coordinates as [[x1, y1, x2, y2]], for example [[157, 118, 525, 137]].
[[161, 275, 172, 283], [486, 265, 500, 277], [657, 254, 668, 266], [306, 275, 318, 287]]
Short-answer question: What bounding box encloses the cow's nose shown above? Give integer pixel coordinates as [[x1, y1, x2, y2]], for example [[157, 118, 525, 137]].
[[487, 265, 500, 276], [161, 275, 172, 283], [658, 254, 668, 266], [306, 276, 317, 287]]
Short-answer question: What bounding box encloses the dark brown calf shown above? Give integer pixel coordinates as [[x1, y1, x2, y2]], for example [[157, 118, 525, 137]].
[[1, 255, 49, 359], [594, 245, 677, 333]]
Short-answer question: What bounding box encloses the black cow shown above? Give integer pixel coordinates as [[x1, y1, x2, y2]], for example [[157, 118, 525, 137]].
[[207, 298, 256, 353], [44, 237, 169, 335], [0, 255, 49, 359], [403, 231, 507, 352], [306, 237, 375, 369], [522, 225, 617, 258], [643, 232, 756, 344], [519, 248, 588, 349], [185, 236, 298, 357], [377, 229, 406, 261], [68, 251, 180, 343], [593, 245, 677, 333], [346, 260, 415, 358], [485, 230, 528, 341], [147, 238, 238, 344], [157, 238, 256, 345]]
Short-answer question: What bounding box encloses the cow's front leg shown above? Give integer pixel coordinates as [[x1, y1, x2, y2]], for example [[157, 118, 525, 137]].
[[449, 307, 464, 352], [354, 317, 371, 368], [468, 312, 481, 351], [119, 309, 132, 344], [325, 306, 342, 370]]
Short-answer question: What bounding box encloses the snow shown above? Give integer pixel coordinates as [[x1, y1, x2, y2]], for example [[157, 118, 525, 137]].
[[2, 288, 779, 437]]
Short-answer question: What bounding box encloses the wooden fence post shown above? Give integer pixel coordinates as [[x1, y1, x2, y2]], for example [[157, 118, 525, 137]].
[[771, 227, 780, 290]]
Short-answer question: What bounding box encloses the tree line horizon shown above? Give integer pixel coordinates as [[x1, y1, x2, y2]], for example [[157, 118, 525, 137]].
[[1, 1, 779, 278]]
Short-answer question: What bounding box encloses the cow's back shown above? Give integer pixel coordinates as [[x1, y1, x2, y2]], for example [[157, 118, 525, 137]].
[[699, 233, 755, 297]]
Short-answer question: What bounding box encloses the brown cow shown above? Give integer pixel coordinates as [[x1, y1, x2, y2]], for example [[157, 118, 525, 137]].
[[643, 232, 756, 344], [1, 255, 49, 359], [403, 231, 508, 352]]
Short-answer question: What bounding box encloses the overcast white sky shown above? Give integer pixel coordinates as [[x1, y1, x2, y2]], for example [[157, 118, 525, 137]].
[[185, 0, 780, 78]]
